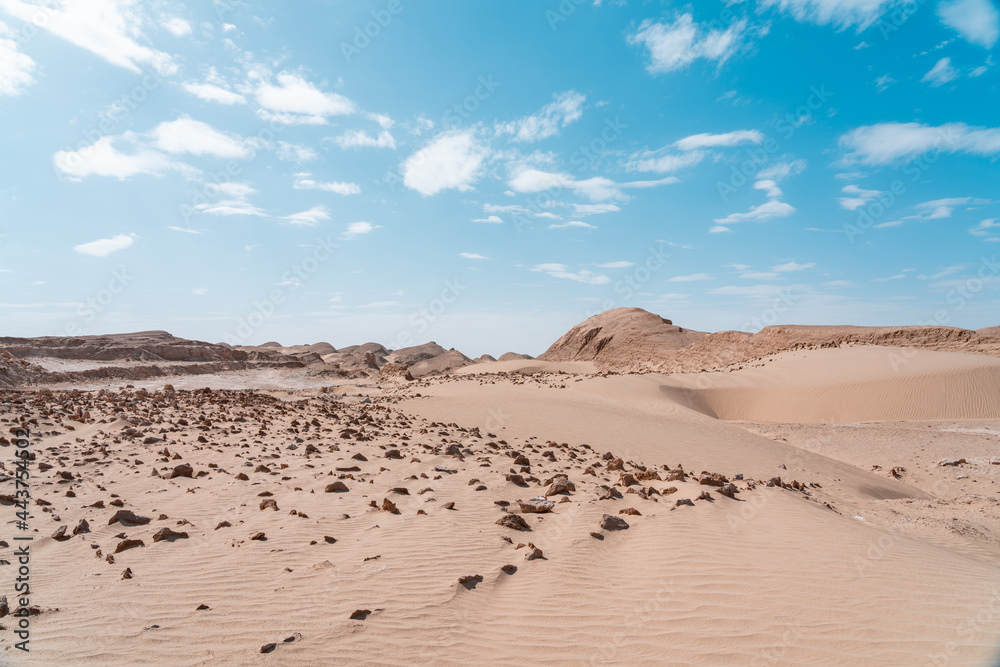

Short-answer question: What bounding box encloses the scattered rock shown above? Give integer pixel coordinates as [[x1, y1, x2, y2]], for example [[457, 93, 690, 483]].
[[108, 510, 151, 526], [152, 527, 188, 542], [114, 538, 145, 553], [600, 514, 629, 531], [496, 514, 530, 531], [518, 497, 554, 513]]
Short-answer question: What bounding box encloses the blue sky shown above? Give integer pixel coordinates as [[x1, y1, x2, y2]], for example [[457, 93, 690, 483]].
[[1, 0, 998, 356]]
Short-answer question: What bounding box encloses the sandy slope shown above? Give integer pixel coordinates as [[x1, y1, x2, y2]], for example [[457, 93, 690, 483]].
[[660, 346, 1000, 423], [3, 345, 1000, 665]]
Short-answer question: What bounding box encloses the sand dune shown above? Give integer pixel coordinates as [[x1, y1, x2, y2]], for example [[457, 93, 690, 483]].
[[660, 346, 1000, 423], [3, 309, 1000, 664]]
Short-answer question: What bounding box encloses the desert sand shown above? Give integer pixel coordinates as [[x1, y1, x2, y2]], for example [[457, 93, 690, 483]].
[[2, 308, 1000, 665]]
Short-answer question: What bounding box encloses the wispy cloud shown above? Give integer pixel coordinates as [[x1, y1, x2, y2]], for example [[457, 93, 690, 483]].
[[73, 233, 137, 257]]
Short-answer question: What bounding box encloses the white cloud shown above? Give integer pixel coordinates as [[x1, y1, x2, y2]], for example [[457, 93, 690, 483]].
[[772, 261, 816, 272], [872, 272, 908, 282], [626, 149, 706, 173], [875, 74, 895, 92], [627, 130, 761, 174], [0, 22, 35, 96], [937, 0, 1000, 48], [758, 160, 807, 181], [53, 135, 190, 180], [161, 17, 191, 36], [343, 221, 381, 237], [182, 82, 246, 105], [293, 173, 360, 195], [73, 233, 136, 257], [838, 184, 881, 210], [458, 252, 488, 259], [575, 203, 621, 216], [675, 130, 763, 151], [276, 142, 317, 162], [531, 263, 609, 285], [151, 116, 251, 159], [922, 57, 959, 86], [0, 0, 177, 75], [758, 0, 898, 29], [508, 169, 677, 202], [402, 130, 488, 196], [196, 200, 266, 217], [496, 91, 586, 142], [598, 261, 635, 269], [255, 71, 355, 125], [191, 287, 208, 295], [741, 271, 779, 280], [709, 225, 732, 233], [472, 215, 504, 224], [840, 122, 1000, 164], [549, 220, 597, 230], [669, 273, 714, 282], [970, 218, 1000, 238], [333, 129, 396, 149], [167, 226, 200, 234], [281, 205, 329, 227], [913, 197, 992, 219], [628, 14, 749, 74], [754, 179, 783, 199], [714, 199, 796, 224]]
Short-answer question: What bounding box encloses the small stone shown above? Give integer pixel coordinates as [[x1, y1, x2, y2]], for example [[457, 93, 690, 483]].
[[196, 604, 210, 610], [108, 510, 151, 526], [524, 547, 544, 561], [259, 498, 279, 511], [590, 531, 604, 540], [619, 507, 641, 516], [324, 536, 337, 544], [325, 481, 349, 493], [381, 498, 400, 514], [169, 463, 194, 479], [73, 518, 90, 535], [600, 514, 629, 531], [51, 525, 70, 541], [518, 497, 554, 513], [261, 643, 277, 653], [501, 564, 517, 574], [937, 458, 967, 467], [350, 609, 371, 620], [114, 538, 145, 553], [152, 527, 188, 542], [675, 498, 695, 507], [250, 532, 266, 541], [496, 514, 530, 531], [458, 574, 483, 586], [121, 568, 132, 580], [717, 483, 738, 498]]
